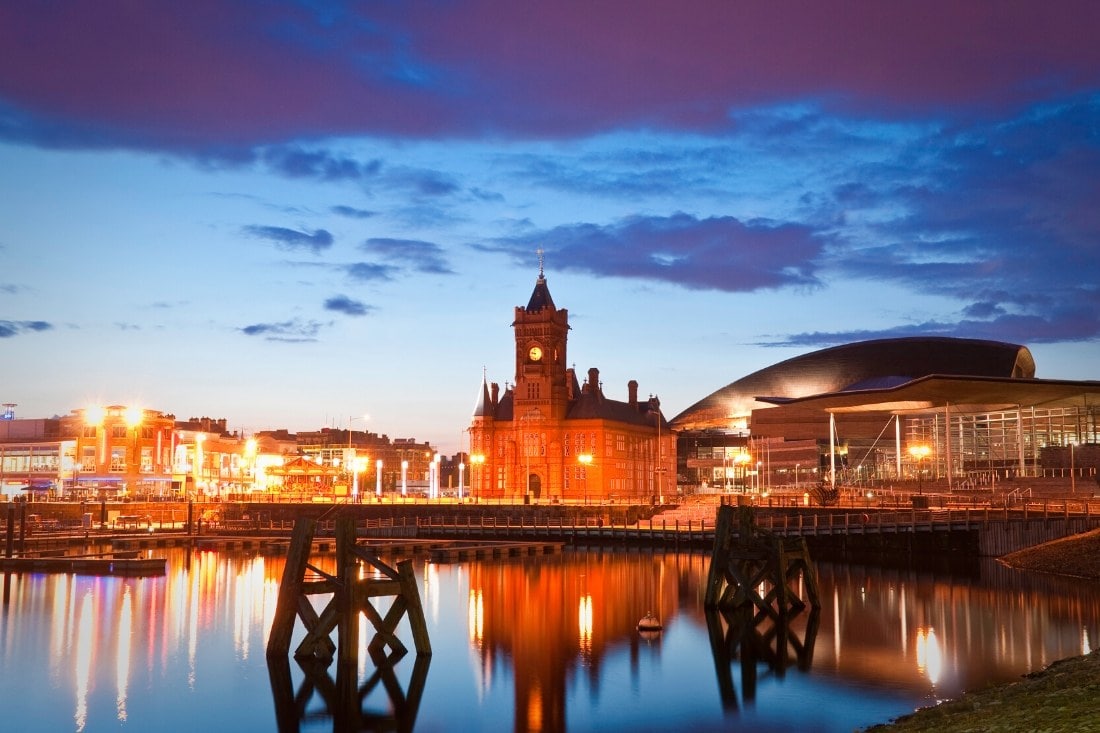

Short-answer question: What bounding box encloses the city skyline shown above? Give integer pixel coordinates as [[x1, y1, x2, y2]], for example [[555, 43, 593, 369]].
[[2, 2, 1099, 452]]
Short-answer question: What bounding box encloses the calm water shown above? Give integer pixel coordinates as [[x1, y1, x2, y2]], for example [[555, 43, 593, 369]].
[[2, 547, 1098, 733]]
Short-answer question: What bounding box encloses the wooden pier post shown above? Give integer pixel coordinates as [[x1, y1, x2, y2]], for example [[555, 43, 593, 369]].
[[704, 504, 821, 692], [267, 516, 432, 660]]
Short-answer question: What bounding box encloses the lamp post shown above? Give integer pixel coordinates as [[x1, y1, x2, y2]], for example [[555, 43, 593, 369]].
[[1070, 441, 1077, 495], [578, 453, 593, 504], [375, 459, 383, 498], [124, 406, 143, 498], [908, 444, 931, 495], [470, 454, 485, 502], [401, 460, 408, 498], [433, 453, 441, 499], [734, 452, 750, 492], [244, 438, 257, 493]]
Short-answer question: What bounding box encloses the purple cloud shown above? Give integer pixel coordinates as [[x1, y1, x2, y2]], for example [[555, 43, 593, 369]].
[[3, 2, 1100, 151], [361, 238, 454, 275], [486, 213, 823, 292], [242, 225, 334, 254], [323, 295, 373, 317], [0, 320, 52, 338], [239, 318, 325, 342]]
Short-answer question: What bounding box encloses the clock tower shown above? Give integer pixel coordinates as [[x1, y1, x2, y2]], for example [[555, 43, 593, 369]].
[[470, 253, 674, 503], [513, 252, 570, 421]]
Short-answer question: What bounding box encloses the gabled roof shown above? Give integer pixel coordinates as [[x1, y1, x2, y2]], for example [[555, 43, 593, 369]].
[[566, 391, 668, 428]]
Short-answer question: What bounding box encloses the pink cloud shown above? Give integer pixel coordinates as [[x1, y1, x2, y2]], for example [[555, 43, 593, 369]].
[[1, 1, 1098, 149]]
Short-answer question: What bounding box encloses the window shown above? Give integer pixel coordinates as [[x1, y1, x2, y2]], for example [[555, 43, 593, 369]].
[[526, 382, 541, 399], [109, 447, 126, 472], [81, 447, 96, 471], [111, 425, 127, 439]]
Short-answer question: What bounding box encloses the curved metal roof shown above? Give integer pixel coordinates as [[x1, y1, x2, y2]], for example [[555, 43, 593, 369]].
[[670, 337, 1036, 431]]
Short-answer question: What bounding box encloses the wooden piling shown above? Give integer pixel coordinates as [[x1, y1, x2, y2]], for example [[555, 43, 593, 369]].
[[266, 515, 431, 663]]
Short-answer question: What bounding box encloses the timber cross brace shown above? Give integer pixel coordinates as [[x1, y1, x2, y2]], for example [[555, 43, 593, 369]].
[[703, 504, 822, 701], [266, 516, 433, 663], [704, 504, 822, 617]]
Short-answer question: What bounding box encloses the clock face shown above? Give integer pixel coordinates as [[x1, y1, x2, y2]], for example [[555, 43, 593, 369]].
[[528, 346, 543, 361]]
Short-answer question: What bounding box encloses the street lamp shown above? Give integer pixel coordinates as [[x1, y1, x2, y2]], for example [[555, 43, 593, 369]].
[[124, 406, 143, 497], [375, 459, 383, 498], [433, 453, 441, 499], [458, 461, 465, 500], [470, 453, 485, 502], [578, 453, 593, 504], [734, 452, 751, 492], [401, 459, 409, 498], [908, 444, 931, 495], [1070, 440, 1077, 495]]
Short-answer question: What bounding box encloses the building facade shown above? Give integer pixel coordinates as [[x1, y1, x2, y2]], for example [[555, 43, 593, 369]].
[[468, 267, 675, 503], [671, 337, 1100, 492]]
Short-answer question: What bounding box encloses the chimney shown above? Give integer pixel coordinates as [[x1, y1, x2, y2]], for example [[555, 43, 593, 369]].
[[491, 382, 500, 406], [587, 368, 601, 398]]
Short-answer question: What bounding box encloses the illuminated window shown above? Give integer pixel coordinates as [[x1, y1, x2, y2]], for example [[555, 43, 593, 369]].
[[109, 447, 126, 472]]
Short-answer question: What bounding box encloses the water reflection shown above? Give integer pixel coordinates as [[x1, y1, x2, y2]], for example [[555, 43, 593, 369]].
[[1, 549, 1100, 733], [268, 646, 430, 733]]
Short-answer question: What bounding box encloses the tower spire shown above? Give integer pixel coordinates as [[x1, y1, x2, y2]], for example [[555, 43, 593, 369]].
[[537, 247, 545, 278]]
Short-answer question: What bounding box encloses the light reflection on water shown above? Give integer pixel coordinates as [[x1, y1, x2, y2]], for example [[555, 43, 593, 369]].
[[1, 548, 1099, 733]]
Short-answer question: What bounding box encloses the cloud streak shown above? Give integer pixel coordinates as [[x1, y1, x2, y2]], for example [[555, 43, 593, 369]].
[[243, 225, 334, 254], [0, 320, 51, 338]]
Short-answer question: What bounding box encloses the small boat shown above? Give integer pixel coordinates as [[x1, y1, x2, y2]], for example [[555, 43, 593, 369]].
[[637, 612, 662, 632]]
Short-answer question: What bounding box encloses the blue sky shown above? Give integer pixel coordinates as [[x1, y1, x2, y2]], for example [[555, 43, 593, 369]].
[[2, 1, 1099, 452]]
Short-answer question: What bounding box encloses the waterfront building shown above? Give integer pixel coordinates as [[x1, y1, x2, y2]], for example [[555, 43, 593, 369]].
[[468, 264, 675, 503], [0, 406, 434, 501], [292, 427, 434, 498], [671, 337, 1100, 493]]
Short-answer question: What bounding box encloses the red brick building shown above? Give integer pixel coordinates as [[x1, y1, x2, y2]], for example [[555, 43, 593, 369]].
[[468, 266, 674, 503]]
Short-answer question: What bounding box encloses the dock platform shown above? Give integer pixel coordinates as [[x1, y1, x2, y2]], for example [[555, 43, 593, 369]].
[[0, 556, 166, 576]]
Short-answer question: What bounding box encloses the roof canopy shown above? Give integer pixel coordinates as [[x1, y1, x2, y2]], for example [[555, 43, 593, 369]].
[[758, 374, 1100, 415]]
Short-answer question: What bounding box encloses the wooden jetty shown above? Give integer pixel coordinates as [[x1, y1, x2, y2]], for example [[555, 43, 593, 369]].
[[0, 555, 166, 576], [427, 540, 564, 563]]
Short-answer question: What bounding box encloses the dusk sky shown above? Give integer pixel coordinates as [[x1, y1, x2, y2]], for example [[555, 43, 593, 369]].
[[2, 1, 1099, 453]]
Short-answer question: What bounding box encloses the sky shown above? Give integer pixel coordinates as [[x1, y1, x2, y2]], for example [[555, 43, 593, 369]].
[[2, 1, 1099, 453]]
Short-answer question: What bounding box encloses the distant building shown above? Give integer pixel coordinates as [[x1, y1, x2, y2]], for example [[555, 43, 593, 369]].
[[468, 263, 674, 502], [0, 405, 435, 501], [671, 337, 1100, 492]]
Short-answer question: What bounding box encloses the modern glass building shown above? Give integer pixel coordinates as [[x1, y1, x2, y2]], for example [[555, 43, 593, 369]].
[[671, 337, 1100, 493]]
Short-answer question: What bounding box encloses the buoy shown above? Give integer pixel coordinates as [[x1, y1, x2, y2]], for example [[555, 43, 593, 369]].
[[637, 612, 662, 632]]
